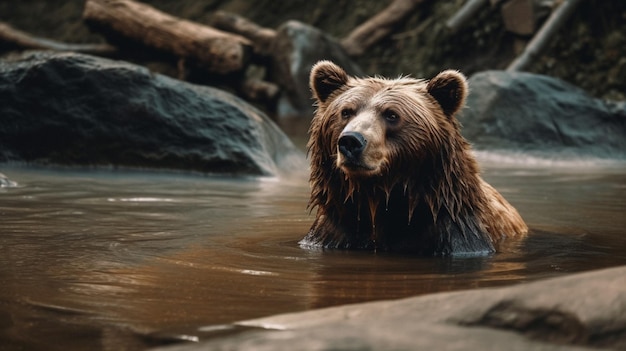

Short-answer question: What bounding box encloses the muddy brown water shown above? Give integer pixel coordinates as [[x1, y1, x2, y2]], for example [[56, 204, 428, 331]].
[[1, 154, 626, 350]]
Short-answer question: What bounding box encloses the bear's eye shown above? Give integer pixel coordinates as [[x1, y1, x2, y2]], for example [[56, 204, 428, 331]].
[[383, 110, 399, 123], [341, 108, 354, 120]]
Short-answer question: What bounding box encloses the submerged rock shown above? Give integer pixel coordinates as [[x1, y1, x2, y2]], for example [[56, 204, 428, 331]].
[[159, 266, 626, 350], [0, 51, 304, 176], [460, 70, 626, 159], [270, 20, 364, 119], [0, 172, 17, 188]]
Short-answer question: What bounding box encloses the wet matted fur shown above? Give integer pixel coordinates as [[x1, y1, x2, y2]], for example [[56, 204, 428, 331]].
[[301, 61, 527, 255]]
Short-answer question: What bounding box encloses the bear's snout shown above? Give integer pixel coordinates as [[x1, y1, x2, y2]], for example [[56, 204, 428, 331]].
[[338, 131, 367, 161]]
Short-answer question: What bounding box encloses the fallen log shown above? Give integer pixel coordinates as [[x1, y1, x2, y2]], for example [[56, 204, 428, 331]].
[[208, 11, 277, 57], [507, 0, 584, 71], [341, 0, 426, 57], [0, 21, 117, 56], [240, 78, 280, 105], [445, 0, 489, 33], [83, 0, 252, 75]]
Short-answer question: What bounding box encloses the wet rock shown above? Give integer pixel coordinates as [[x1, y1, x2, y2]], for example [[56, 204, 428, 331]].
[[460, 70, 626, 159], [158, 266, 626, 351], [0, 172, 17, 188], [269, 20, 364, 119], [0, 51, 304, 176]]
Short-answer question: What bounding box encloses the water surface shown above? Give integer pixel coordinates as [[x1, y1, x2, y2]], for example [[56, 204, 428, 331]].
[[1, 157, 625, 350]]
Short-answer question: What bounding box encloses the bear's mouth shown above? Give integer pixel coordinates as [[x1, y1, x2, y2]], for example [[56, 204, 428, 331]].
[[335, 132, 381, 176], [337, 148, 381, 176], [339, 159, 377, 175]]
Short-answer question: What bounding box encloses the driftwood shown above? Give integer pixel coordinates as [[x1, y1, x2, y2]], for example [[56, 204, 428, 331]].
[[445, 0, 489, 33], [0, 22, 117, 56], [83, 0, 252, 75], [341, 0, 426, 57], [507, 0, 584, 71], [240, 78, 280, 104], [209, 11, 277, 57]]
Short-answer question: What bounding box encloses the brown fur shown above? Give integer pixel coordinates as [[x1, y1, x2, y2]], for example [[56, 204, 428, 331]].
[[302, 61, 527, 255]]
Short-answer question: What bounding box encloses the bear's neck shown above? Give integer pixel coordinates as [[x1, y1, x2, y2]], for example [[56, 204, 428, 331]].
[[312, 138, 493, 254]]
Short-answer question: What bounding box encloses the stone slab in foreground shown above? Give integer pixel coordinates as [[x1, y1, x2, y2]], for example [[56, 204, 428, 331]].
[[159, 266, 626, 350]]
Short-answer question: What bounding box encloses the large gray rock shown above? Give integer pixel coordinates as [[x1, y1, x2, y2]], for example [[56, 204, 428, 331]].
[[0, 52, 304, 176], [270, 20, 364, 119], [158, 265, 626, 350], [460, 70, 626, 159]]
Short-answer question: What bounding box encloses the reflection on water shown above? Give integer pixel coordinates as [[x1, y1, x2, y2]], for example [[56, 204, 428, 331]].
[[1, 158, 625, 350]]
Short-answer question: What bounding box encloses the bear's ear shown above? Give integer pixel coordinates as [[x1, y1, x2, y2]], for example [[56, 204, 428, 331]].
[[426, 70, 468, 118], [310, 61, 349, 104]]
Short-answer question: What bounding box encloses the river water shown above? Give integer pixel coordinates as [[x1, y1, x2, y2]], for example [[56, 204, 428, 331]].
[[1, 154, 626, 350]]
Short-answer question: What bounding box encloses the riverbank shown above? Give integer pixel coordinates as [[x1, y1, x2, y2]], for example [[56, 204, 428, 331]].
[[2, 1, 625, 101]]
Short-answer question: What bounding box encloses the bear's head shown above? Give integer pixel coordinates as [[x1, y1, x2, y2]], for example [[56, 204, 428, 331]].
[[308, 60, 469, 183]]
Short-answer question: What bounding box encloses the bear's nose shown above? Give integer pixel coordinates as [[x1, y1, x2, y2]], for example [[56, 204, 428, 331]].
[[338, 132, 367, 159]]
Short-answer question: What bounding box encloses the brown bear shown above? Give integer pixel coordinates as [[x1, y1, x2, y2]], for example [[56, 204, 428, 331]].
[[301, 61, 528, 255]]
